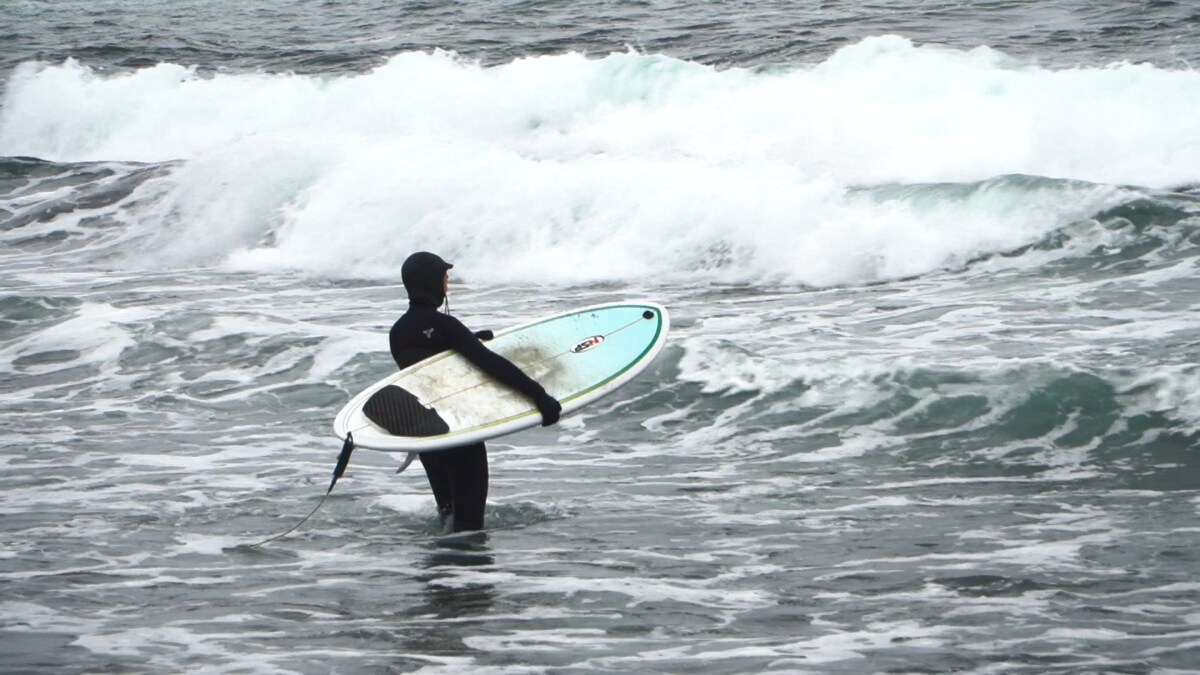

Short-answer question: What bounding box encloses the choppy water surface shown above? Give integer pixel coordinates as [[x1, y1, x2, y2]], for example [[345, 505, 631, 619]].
[[3, 1, 1200, 673], [4, 0, 1199, 75]]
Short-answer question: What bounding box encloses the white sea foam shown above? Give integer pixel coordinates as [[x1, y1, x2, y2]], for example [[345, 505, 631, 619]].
[[375, 493, 434, 514], [3, 38, 1197, 285], [0, 302, 157, 372], [1120, 364, 1200, 433]]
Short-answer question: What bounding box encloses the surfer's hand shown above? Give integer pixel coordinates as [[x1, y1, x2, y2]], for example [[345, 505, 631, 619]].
[[473, 329, 494, 341], [536, 394, 562, 426]]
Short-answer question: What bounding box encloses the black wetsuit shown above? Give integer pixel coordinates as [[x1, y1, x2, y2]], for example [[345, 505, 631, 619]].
[[390, 252, 559, 532]]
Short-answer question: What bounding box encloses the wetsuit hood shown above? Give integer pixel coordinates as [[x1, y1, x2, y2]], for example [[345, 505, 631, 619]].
[[401, 251, 453, 308]]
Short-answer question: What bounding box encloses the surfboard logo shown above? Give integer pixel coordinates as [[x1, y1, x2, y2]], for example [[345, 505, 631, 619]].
[[571, 335, 604, 353]]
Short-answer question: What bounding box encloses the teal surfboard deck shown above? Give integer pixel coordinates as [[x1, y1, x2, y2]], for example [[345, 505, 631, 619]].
[[333, 301, 669, 452]]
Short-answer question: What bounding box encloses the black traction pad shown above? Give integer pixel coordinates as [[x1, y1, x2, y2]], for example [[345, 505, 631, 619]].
[[362, 385, 450, 437]]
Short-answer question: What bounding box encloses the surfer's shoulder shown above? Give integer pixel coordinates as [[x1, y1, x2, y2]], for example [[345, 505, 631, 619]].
[[432, 311, 473, 338]]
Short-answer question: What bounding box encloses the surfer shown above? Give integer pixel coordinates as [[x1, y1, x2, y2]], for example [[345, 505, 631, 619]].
[[389, 251, 562, 532]]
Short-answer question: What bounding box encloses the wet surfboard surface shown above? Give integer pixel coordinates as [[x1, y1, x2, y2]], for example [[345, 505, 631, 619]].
[[333, 301, 669, 452]]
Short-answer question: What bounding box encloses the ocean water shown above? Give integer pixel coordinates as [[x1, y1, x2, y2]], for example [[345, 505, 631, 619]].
[[3, 1, 1200, 673]]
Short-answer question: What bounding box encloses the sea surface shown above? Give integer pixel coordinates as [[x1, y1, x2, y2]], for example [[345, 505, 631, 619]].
[[3, 1, 1200, 673]]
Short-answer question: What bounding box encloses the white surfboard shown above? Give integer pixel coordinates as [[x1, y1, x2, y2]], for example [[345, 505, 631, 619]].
[[333, 301, 669, 452]]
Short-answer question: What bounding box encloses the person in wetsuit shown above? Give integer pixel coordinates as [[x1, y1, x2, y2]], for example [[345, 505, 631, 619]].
[[390, 251, 562, 532]]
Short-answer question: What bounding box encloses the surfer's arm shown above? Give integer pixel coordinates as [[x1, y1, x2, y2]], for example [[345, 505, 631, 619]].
[[443, 317, 545, 399], [441, 316, 561, 425]]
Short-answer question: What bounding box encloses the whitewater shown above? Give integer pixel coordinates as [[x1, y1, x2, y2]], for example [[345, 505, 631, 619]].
[[3, 1, 1200, 673], [4, 36, 1200, 285]]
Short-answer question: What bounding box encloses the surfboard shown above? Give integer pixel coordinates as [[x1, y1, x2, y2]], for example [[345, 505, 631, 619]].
[[333, 301, 669, 452]]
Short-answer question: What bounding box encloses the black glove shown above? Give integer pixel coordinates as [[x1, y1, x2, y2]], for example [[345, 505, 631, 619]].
[[473, 329, 494, 341], [535, 394, 562, 427]]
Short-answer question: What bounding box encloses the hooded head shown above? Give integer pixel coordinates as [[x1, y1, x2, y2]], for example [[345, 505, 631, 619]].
[[401, 251, 454, 307]]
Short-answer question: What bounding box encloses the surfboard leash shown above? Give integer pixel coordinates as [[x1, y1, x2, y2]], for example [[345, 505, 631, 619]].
[[247, 432, 357, 548]]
